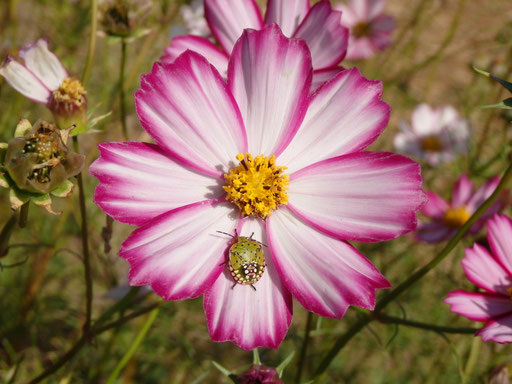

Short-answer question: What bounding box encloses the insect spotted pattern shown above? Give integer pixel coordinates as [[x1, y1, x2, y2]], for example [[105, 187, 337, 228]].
[[217, 230, 266, 291]]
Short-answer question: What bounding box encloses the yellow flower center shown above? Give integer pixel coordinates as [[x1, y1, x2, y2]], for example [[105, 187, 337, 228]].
[[52, 78, 87, 107], [353, 22, 372, 38], [420, 135, 444, 152], [442, 206, 471, 228], [223, 153, 289, 220]]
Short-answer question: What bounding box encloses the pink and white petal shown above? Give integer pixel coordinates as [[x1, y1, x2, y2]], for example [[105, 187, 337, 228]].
[[462, 243, 512, 295], [287, 152, 425, 242], [160, 35, 229, 77], [451, 173, 474, 208], [0, 58, 51, 103], [465, 177, 500, 213], [487, 214, 512, 276], [293, 1, 348, 69], [267, 208, 390, 318], [264, 0, 309, 37], [367, 0, 387, 21], [411, 103, 441, 136], [89, 142, 220, 226], [476, 315, 512, 343], [444, 290, 512, 322], [228, 25, 311, 156], [335, 3, 359, 27], [204, 218, 292, 350], [120, 200, 237, 301], [278, 68, 389, 173], [204, 0, 263, 53], [311, 67, 344, 93], [421, 191, 448, 219], [394, 129, 423, 159], [347, 0, 370, 19], [136, 51, 247, 178], [345, 37, 375, 60], [18, 39, 68, 91], [416, 222, 454, 243]]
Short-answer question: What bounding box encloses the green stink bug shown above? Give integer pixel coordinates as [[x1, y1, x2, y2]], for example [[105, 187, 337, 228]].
[[217, 230, 266, 291]]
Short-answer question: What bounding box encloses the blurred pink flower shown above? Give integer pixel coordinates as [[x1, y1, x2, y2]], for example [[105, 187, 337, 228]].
[[180, 0, 210, 36], [90, 25, 425, 350], [336, 0, 395, 60], [394, 104, 470, 166], [0, 39, 87, 131], [445, 214, 512, 343], [417, 174, 505, 243], [162, 0, 349, 90]]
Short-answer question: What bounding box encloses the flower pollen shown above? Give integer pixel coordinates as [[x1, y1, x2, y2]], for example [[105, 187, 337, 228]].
[[352, 22, 372, 38], [51, 78, 87, 111], [420, 135, 444, 152], [442, 206, 471, 228], [223, 153, 289, 220]]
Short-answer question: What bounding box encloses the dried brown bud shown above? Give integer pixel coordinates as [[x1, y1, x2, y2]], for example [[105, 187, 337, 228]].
[[5, 121, 84, 194], [99, 0, 152, 37]]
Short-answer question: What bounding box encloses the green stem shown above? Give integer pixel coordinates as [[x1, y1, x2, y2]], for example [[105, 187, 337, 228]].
[[81, 0, 98, 87], [105, 306, 160, 384], [313, 160, 512, 378], [18, 201, 29, 228], [120, 39, 129, 140], [0, 213, 18, 257], [27, 302, 163, 384], [73, 137, 93, 337], [376, 313, 477, 334], [463, 337, 481, 383], [295, 311, 313, 384], [252, 348, 261, 365]]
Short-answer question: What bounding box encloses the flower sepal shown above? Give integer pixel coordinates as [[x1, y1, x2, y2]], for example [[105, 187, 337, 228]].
[[474, 66, 512, 110]]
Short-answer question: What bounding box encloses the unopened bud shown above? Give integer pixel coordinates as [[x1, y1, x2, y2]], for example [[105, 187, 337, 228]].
[[238, 365, 284, 384]]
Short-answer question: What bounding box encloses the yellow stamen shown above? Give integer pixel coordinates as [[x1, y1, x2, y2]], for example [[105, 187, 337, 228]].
[[442, 206, 471, 228], [52, 78, 87, 107], [420, 135, 444, 152], [224, 153, 289, 220]]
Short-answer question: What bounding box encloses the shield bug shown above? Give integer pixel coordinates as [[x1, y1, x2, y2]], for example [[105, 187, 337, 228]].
[[217, 230, 266, 291]]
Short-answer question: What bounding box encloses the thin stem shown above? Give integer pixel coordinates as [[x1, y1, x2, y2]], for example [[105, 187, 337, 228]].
[[105, 306, 160, 384], [0, 213, 18, 257], [73, 137, 93, 337], [81, 0, 98, 87], [120, 39, 129, 140], [386, 0, 467, 84], [295, 311, 313, 384], [18, 201, 29, 228], [252, 348, 261, 365], [93, 286, 141, 328], [463, 337, 481, 383], [313, 160, 512, 378], [27, 302, 163, 384], [376, 313, 477, 334]]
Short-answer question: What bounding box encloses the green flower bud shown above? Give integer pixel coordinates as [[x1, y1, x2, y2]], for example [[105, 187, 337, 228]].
[[5, 121, 84, 194]]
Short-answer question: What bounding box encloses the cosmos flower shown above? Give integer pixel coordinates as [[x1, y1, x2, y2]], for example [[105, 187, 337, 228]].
[[394, 104, 470, 166], [445, 214, 512, 343], [161, 0, 348, 90], [180, 0, 210, 36], [90, 25, 425, 350], [0, 39, 88, 133], [417, 174, 504, 243], [335, 0, 395, 60]]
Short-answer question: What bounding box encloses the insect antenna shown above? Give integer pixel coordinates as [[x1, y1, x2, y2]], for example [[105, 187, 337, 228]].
[[216, 230, 235, 238]]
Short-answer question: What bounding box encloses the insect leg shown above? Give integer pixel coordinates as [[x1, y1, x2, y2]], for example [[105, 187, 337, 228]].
[[250, 284, 257, 291], [231, 282, 237, 290]]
